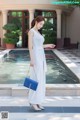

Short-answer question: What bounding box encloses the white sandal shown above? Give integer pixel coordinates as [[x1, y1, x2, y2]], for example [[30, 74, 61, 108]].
[[37, 104, 45, 110], [29, 103, 41, 111]]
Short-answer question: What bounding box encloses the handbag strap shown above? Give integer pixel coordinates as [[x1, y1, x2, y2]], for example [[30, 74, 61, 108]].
[[27, 65, 38, 80]]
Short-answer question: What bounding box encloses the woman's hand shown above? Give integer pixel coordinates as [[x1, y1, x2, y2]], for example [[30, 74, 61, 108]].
[[30, 61, 34, 67], [44, 44, 56, 49]]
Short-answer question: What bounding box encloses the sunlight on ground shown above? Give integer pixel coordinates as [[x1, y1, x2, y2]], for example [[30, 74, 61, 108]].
[[49, 115, 80, 120]]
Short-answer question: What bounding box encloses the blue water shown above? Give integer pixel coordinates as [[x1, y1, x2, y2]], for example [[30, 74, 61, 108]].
[[0, 50, 78, 84]]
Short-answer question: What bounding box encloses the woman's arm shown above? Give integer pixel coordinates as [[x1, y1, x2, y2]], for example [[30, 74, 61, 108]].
[[28, 30, 34, 66], [43, 44, 56, 49]]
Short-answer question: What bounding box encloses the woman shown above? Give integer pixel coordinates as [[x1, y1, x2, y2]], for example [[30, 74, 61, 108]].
[[28, 16, 55, 111]]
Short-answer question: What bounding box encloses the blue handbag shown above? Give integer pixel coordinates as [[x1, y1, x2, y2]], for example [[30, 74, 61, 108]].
[[24, 66, 38, 91], [24, 77, 38, 91]]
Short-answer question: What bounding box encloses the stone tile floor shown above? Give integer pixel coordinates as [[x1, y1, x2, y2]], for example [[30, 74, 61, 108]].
[[60, 49, 80, 63], [0, 96, 80, 119]]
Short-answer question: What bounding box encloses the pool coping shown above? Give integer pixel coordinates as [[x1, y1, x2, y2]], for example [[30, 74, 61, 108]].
[[0, 49, 11, 58], [53, 49, 80, 82]]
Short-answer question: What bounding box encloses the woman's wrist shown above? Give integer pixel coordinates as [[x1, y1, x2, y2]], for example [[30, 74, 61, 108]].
[[43, 44, 47, 48], [43, 44, 45, 48]]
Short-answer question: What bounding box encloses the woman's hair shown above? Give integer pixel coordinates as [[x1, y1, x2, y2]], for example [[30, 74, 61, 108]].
[[31, 19, 36, 28], [31, 15, 45, 28], [26, 16, 45, 34]]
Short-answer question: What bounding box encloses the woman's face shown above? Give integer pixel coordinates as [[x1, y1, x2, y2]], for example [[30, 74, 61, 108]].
[[36, 21, 44, 30]]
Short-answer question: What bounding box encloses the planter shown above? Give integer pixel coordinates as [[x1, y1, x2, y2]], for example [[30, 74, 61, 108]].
[[6, 43, 15, 49]]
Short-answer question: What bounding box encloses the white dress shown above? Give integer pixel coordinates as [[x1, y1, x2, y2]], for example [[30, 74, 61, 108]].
[[28, 28, 47, 104]]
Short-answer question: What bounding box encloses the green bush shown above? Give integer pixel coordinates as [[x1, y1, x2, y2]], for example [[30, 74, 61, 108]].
[[3, 17, 22, 44], [42, 20, 57, 44]]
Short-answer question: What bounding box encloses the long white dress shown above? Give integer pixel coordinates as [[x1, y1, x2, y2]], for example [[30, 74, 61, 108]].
[[28, 28, 47, 104]]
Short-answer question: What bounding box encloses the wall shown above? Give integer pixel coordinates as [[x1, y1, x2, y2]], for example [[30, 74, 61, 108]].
[[66, 7, 80, 43]]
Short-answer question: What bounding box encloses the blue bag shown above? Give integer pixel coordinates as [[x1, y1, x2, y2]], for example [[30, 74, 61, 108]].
[[24, 66, 38, 91], [24, 77, 38, 91]]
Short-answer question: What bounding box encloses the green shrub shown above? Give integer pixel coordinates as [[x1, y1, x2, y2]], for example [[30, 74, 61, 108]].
[[3, 17, 22, 44]]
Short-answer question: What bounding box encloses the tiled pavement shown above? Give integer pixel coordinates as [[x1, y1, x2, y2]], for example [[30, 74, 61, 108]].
[[0, 96, 80, 119], [60, 49, 80, 64], [0, 113, 80, 120]]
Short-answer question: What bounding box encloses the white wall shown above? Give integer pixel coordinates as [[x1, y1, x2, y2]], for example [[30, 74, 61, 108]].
[[61, 13, 66, 39], [66, 7, 80, 43]]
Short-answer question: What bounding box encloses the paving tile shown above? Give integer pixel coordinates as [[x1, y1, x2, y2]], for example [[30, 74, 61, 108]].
[[62, 107, 80, 113], [0, 106, 63, 113]]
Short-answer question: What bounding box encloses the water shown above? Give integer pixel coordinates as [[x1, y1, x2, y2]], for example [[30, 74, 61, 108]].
[[0, 50, 78, 84]]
